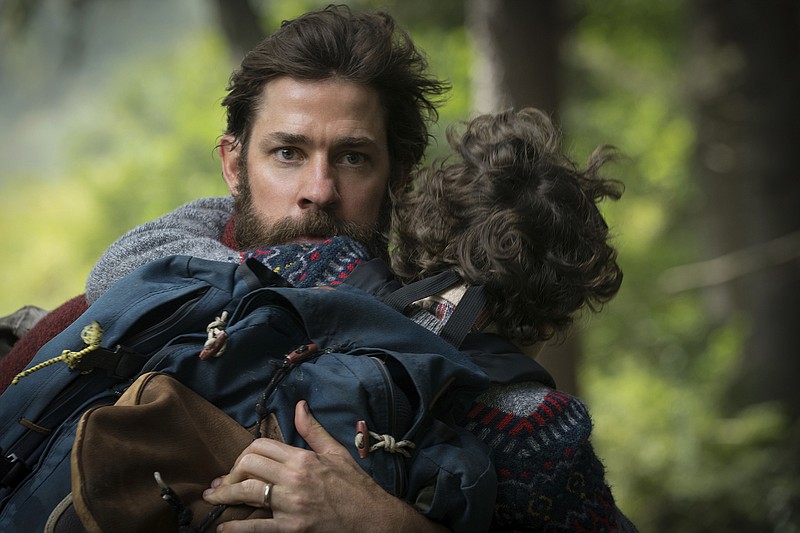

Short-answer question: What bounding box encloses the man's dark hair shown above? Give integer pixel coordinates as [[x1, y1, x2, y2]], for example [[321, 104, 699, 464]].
[[222, 4, 449, 191], [391, 108, 624, 345]]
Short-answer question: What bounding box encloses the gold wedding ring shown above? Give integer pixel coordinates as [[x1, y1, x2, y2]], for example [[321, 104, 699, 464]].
[[263, 482, 274, 509]]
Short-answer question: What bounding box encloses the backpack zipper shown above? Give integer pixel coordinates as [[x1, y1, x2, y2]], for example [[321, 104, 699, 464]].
[[368, 356, 406, 496], [124, 287, 210, 350]]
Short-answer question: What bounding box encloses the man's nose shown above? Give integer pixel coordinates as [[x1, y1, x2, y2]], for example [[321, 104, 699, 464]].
[[298, 159, 339, 211]]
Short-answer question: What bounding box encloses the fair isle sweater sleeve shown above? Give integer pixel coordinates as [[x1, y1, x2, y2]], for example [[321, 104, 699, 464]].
[[463, 382, 638, 532], [85, 197, 236, 304]]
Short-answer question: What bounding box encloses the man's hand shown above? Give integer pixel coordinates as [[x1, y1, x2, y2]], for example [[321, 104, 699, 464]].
[[203, 400, 447, 532]]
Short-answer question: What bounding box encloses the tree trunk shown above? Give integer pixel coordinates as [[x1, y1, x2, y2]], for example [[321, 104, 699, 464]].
[[688, 2, 800, 523], [211, 0, 265, 61], [467, 0, 562, 116], [688, 0, 800, 418], [466, 0, 577, 393]]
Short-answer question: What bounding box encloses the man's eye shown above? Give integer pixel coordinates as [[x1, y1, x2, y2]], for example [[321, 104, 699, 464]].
[[342, 152, 366, 165], [276, 148, 298, 161]]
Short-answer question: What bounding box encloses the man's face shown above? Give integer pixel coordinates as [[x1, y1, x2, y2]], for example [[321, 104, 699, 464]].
[[220, 76, 392, 254]]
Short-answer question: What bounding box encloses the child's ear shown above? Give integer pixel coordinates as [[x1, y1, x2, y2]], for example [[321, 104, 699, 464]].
[[219, 135, 242, 196]]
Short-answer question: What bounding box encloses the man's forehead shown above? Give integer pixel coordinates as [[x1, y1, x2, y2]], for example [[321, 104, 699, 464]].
[[252, 77, 388, 149], [258, 77, 383, 118]]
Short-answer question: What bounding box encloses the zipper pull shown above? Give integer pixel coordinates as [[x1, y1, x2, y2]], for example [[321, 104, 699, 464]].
[[254, 343, 318, 439], [354, 419, 415, 459], [355, 420, 370, 458], [285, 343, 318, 365]]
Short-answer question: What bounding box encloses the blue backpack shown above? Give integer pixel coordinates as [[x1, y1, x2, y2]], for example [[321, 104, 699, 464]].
[[0, 255, 495, 532]]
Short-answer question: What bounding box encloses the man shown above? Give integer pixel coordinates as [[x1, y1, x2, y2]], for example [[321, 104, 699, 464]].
[[1, 6, 636, 532], [1, 5, 451, 531], [182, 7, 452, 531]]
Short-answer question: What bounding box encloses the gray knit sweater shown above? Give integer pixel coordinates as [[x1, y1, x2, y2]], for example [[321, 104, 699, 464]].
[[85, 197, 237, 304]]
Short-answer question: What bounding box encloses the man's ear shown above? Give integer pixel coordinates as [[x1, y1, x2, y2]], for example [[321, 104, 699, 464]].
[[219, 135, 242, 196]]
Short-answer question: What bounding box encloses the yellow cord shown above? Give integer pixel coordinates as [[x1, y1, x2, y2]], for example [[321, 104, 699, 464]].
[[11, 321, 104, 385]]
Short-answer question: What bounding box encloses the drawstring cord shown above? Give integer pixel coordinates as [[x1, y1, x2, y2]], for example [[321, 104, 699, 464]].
[[154, 471, 227, 533], [12, 322, 104, 385], [154, 472, 195, 532]]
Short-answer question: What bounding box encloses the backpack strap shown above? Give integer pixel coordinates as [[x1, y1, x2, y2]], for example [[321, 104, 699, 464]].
[[440, 286, 486, 348], [344, 261, 555, 389], [382, 272, 486, 348], [346, 261, 485, 348], [343, 259, 401, 299], [460, 333, 556, 388]]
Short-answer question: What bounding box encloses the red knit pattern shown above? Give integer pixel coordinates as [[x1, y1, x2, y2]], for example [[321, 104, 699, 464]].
[[463, 389, 635, 531]]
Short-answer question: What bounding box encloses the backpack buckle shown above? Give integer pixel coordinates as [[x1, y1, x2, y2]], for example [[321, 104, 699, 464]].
[[0, 452, 31, 489], [73, 344, 149, 379]]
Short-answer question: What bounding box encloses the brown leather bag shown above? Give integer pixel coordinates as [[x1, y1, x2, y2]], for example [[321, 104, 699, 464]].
[[70, 371, 272, 533]]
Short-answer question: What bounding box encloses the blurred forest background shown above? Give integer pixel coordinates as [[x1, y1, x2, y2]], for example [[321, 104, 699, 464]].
[[1, 0, 798, 530]]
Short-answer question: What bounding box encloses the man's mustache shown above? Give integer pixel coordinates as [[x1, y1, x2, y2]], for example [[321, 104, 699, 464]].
[[267, 211, 353, 240]]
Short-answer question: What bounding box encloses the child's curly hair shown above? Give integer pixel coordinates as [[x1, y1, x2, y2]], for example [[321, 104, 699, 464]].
[[390, 108, 624, 345]]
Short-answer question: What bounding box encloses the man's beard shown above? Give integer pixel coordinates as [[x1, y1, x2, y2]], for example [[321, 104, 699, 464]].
[[232, 165, 390, 260]]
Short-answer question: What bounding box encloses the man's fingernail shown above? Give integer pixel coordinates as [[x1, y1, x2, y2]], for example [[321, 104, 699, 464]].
[[211, 477, 222, 488]]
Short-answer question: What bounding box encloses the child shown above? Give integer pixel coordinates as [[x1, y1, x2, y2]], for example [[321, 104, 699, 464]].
[[390, 106, 623, 348], [383, 107, 632, 531]]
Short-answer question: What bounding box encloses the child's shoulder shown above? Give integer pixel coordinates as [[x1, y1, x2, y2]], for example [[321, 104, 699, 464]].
[[464, 381, 593, 446], [464, 382, 637, 532]]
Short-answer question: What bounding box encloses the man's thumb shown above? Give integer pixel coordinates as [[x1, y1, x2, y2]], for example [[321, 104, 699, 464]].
[[295, 400, 346, 455]]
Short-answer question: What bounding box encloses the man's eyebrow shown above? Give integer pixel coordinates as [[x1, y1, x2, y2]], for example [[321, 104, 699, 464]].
[[260, 132, 310, 150], [258, 132, 379, 151], [335, 135, 378, 148]]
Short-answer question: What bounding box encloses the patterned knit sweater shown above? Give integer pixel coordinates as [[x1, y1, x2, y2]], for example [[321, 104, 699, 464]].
[[0, 197, 637, 532], [467, 381, 633, 531]]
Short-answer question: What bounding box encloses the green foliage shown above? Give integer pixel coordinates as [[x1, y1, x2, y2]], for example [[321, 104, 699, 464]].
[[69, 32, 231, 233], [566, 1, 798, 530], [409, 26, 472, 163], [585, 319, 792, 531], [0, 173, 100, 314], [0, 31, 230, 314]]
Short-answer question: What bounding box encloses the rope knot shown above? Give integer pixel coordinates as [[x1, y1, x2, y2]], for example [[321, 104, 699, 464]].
[[154, 472, 194, 530], [354, 421, 415, 459], [369, 432, 415, 458], [199, 311, 229, 360]]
